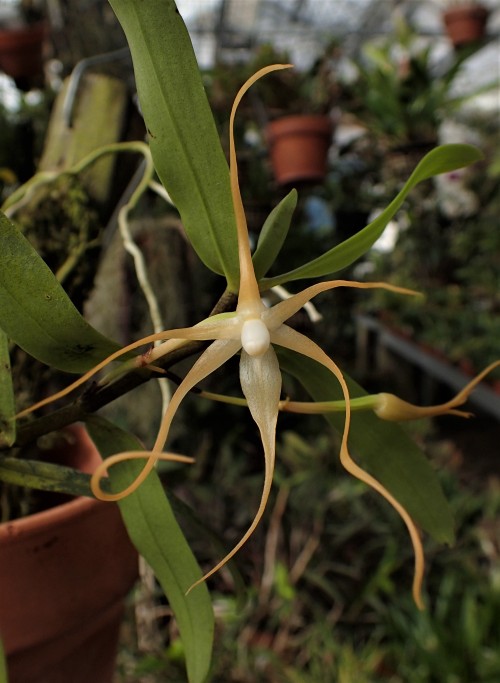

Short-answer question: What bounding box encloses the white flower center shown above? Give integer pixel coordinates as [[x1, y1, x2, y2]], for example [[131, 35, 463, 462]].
[[241, 318, 270, 357]]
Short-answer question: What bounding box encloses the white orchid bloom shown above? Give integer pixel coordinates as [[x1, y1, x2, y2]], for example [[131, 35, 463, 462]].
[[21, 65, 453, 608]]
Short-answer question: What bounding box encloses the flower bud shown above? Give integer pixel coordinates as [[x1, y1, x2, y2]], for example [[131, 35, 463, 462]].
[[374, 393, 433, 421], [374, 392, 472, 421]]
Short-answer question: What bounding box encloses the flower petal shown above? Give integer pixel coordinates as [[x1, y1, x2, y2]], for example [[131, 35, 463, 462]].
[[263, 280, 419, 330], [147, 315, 242, 363], [91, 338, 241, 501], [271, 324, 425, 609], [90, 450, 194, 498], [187, 345, 282, 592], [153, 339, 242, 452], [17, 318, 241, 419], [230, 64, 291, 311]]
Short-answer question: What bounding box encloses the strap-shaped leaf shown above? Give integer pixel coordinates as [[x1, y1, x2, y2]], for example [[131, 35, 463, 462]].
[[0, 457, 93, 497], [253, 189, 297, 281], [0, 212, 121, 373], [0, 329, 15, 447], [0, 636, 7, 683], [109, 0, 239, 290], [86, 416, 214, 683], [263, 144, 483, 287], [278, 348, 454, 544]]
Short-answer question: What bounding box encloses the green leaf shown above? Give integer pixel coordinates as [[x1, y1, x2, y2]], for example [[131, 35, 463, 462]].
[[0, 636, 7, 683], [278, 348, 455, 544], [0, 330, 15, 446], [0, 458, 94, 497], [263, 144, 483, 287], [253, 190, 297, 281], [109, 0, 239, 290], [0, 211, 121, 373], [86, 416, 214, 683]]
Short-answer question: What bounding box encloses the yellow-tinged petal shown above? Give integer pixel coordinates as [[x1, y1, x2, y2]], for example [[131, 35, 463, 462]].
[[17, 318, 241, 419], [153, 339, 242, 452], [146, 315, 242, 363], [271, 324, 425, 609], [187, 345, 282, 593], [264, 280, 420, 330], [91, 339, 242, 501], [375, 360, 500, 422], [230, 64, 292, 311], [90, 452, 194, 502]]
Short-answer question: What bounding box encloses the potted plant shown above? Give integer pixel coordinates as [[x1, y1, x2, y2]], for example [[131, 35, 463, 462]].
[[0, 2, 496, 682], [266, 111, 333, 185], [0, 0, 48, 89], [0, 426, 138, 683], [260, 44, 339, 185], [342, 18, 495, 176], [0, 49, 141, 681], [0, 140, 143, 680], [440, 1, 490, 48]]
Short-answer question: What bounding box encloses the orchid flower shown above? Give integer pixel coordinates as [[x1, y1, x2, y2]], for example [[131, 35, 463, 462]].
[[18, 65, 498, 609]]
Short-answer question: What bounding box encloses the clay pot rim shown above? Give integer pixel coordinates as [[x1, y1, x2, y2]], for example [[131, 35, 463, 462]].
[[267, 114, 333, 141], [443, 4, 489, 18], [0, 495, 103, 544], [0, 425, 105, 544], [443, 4, 490, 27]]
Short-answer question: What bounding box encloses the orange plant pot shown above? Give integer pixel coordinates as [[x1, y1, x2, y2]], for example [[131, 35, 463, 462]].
[[443, 5, 489, 48], [0, 426, 138, 683], [0, 21, 47, 83], [266, 114, 333, 185]]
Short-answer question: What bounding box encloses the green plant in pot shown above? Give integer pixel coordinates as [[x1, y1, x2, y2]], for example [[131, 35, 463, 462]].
[[438, 0, 490, 48], [0, 139, 160, 681], [343, 17, 495, 174], [1, 2, 499, 682], [258, 42, 340, 185]]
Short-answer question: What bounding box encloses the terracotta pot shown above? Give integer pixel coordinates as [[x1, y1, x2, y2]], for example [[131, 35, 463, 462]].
[[266, 114, 333, 185], [443, 5, 489, 48], [0, 21, 47, 86], [0, 426, 138, 683]]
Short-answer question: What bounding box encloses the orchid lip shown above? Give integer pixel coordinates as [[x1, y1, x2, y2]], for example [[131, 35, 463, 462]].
[[241, 318, 271, 357]]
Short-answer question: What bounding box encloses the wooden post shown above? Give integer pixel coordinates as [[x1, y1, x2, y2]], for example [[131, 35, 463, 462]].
[[39, 73, 128, 204]]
